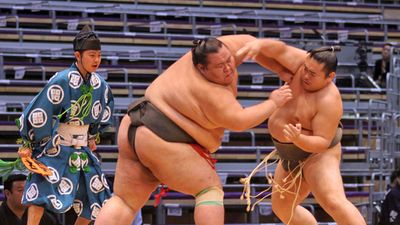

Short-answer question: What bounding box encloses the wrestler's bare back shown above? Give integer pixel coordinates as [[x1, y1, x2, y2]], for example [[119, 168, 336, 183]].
[[145, 35, 257, 152], [145, 53, 231, 151]]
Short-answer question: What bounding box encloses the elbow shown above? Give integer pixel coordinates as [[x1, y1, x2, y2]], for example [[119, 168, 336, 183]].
[[228, 119, 252, 132], [230, 126, 246, 132], [306, 141, 331, 153]]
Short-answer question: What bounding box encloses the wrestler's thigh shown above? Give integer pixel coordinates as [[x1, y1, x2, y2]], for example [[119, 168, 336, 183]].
[[135, 126, 221, 196], [303, 145, 345, 204], [271, 162, 310, 208], [113, 115, 160, 210]]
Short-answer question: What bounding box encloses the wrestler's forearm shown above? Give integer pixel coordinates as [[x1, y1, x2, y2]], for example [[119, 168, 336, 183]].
[[292, 134, 331, 153], [257, 39, 304, 74], [258, 39, 286, 56], [232, 100, 277, 131]]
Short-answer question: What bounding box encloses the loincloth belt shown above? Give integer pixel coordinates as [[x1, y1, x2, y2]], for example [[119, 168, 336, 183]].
[[273, 124, 343, 172], [57, 123, 89, 149], [241, 124, 343, 213], [127, 97, 196, 149], [127, 98, 216, 204]]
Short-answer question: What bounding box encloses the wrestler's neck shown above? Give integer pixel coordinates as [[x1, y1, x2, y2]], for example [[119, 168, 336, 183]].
[[75, 62, 91, 81], [301, 82, 331, 93]]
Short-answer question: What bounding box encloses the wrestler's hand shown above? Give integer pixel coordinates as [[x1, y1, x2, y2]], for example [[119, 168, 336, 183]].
[[269, 84, 293, 108], [283, 123, 302, 142], [18, 147, 32, 158], [236, 39, 261, 62], [88, 139, 97, 151], [278, 68, 294, 84]]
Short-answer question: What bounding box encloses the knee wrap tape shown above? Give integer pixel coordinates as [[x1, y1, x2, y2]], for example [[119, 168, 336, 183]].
[[195, 186, 224, 206]]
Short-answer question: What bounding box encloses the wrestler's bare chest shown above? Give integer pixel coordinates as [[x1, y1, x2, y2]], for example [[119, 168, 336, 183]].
[[268, 81, 318, 141]]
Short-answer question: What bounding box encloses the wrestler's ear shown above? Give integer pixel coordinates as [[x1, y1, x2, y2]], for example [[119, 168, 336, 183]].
[[327, 71, 336, 81], [196, 64, 206, 75]]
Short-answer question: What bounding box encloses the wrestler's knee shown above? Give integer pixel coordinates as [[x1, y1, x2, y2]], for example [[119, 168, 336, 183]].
[[111, 195, 140, 213], [195, 186, 224, 207], [318, 193, 344, 214]]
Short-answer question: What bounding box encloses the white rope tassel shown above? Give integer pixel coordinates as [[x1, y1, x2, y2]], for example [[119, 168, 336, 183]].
[[240, 150, 278, 212], [240, 149, 309, 224]]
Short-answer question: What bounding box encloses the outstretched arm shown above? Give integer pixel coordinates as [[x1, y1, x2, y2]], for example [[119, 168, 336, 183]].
[[236, 39, 307, 78], [203, 85, 293, 131]]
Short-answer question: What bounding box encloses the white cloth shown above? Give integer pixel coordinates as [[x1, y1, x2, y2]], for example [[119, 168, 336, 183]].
[[57, 123, 89, 148]]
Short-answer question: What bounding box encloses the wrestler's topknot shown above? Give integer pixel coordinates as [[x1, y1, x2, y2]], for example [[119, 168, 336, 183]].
[[191, 38, 226, 66], [307, 46, 340, 76]]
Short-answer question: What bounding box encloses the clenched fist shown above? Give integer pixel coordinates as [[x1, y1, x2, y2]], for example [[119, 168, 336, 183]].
[[283, 123, 302, 142]]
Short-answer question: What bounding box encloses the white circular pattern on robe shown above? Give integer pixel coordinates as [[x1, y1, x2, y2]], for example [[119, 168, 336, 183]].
[[68, 71, 83, 89], [91, 100, 102, 120], [90, 151, 100, 163], [45, 145, 61, 157], [44, 167, 60, 184], [101, 174, 110, 190], [39, 136, 51, 147], [67, 117, 84, 126], [25, 183, 39, 201], [58, 177, 74, 195], [90, 73, 101, 89], [89, 175, 105, 193], [104, 86, 109, 104], [101, 106, 111, 123], [46, 84, 64, 104], [69, 154, 82, 170], [28, 108, 47, 128], [70, 100, 81, 117], [28, 129, 35, 141], [60, 205, 72, 213], [81, 155, 88, 168], [52, 134, 61, 147], [90, 203, 101, 220], [48, 195, 63, 210], [73, 200, 83, 216], [18, 115, 24, 131]]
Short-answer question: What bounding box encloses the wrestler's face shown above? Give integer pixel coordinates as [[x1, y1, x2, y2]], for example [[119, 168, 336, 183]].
[[74, 50, 102, 73], [300, 57, 335, 92], [197, 46, 235, 85]]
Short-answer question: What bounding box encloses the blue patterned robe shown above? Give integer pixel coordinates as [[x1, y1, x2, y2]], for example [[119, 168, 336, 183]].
[[17, 63, 114, 220]]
